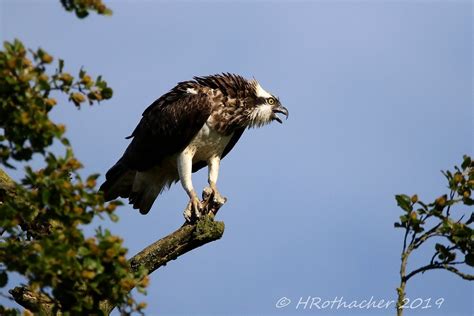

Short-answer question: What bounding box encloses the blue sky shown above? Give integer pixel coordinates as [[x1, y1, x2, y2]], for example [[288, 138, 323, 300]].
[[1, 0, 472, 315]]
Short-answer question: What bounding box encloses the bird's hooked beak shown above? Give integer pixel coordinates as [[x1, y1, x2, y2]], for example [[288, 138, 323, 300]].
[[272, 105, 289, 124]]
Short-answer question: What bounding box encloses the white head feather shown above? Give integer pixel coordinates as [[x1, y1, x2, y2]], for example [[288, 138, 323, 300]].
[[249, 104, 273, 128], [247, 80, 275, 128], [254, 81, 272, 98]]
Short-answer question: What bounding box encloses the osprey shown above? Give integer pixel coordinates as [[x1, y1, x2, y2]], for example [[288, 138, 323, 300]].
[[100, 73, 288, 221]]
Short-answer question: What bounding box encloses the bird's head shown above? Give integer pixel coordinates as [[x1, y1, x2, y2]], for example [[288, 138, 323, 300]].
[[247, 80, 289, 128]]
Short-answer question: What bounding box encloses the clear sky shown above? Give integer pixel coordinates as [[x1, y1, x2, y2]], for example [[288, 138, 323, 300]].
[[1, 0, 472, 315]]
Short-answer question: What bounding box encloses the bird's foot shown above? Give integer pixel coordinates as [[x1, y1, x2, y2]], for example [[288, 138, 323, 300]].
[[183, 196, 204, 223], [202, 186, 227, 211], [209, 186, 227, 205], [183, 188, 228, 223]]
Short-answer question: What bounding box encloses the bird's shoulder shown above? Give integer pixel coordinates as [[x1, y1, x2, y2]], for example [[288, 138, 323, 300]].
[[127, 82, 217, 139], [143, 81, 214, 115]]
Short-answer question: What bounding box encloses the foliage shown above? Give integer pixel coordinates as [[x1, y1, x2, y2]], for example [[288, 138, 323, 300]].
[[60, 0, 112, 19], [0, 40, 113, 168], [0, 3, 149, 313], [394, 155, 473, 315]]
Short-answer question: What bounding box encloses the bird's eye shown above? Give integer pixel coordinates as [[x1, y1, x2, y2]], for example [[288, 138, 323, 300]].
[[267, 98, 275, 105]]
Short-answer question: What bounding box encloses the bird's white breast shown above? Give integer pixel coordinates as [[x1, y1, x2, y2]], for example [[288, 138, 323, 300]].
[[184, 119, 233, 162]]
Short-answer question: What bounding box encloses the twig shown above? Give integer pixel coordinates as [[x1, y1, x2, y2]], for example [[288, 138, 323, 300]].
[[405, 263, 474, 282], [402, 226, 409, 254]]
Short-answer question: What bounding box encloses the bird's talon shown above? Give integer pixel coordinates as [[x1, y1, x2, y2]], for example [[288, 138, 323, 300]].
[[214, 192, 227, 204], [210, 187, 226, 205], [183, 207, 193, 223], [202, 187, 214, 201], [183, 197, 204, 222]]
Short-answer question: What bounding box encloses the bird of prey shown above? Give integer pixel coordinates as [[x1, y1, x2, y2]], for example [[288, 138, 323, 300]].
[[100, 73, 288, 221]]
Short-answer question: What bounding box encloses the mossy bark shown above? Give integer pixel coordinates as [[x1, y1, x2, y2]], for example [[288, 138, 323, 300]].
[[129, 215, 224, 274]]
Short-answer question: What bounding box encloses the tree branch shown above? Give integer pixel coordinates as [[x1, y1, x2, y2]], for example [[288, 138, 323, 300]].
[[9, 287, 56, 316], [129, 215, 224, 274], [2, 167, 226, 314], [405, 263, 474, 282], [102, 209, 225, 314]]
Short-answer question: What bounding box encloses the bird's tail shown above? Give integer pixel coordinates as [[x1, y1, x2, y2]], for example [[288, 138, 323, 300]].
[[100, 159, 177, 215], [129, 185, 161, 215], [128, 170, 177, 215], [99, 158, 136, 201]]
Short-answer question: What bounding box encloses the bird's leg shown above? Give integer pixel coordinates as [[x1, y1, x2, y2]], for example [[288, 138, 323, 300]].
[[178, 150, 203, 222], [205, 156, 227, 207]]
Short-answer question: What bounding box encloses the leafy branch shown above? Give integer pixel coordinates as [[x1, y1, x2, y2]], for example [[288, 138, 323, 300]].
[[0, 36, 148, 314], [0, 39, 113, 167], [60, 0, 112, 19], [394, 155, 473, 316]]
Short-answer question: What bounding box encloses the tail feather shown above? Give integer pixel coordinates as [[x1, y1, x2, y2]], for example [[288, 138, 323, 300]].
[[100, 159, 178, 214], [129, 186, 160, 215], [129, 170, 177, 214], [99, 159, 135, 201]]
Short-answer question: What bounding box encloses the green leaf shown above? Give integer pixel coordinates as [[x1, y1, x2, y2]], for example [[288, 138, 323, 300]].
[[434, 243, 455, 262], [395, 194, 412, 212], [0, 271, 7, 287], [83, 257, 99, 270], [399, 214, 408, 224], [37, 48, 45, 59], [96, 79, 106, 89], [13, 39, 24, 51], [60, 137, 71, 146], [101, 87, 113, 99], [465, 212, 474, 225], [58, 59, 64, 72], [435, 243, 447, 252], [461, 155, 471, 170], [3, 41, 13, 51], [464, 197, 474, 206], [109, 213, 119, 222], [446, 252, 456, 262], [86, 174, 100, 181], [75, 9, 89, 19], [42, 189, 50, 205], [466, 254, 474, 267], [78, 246, 90, 256]]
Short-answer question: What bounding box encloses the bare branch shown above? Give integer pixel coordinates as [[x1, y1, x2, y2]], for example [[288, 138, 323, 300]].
[[445, 190, 455, 218], [402, 226, 409, 253], [405, 263, 474, 282], [129, 216, 224, 274], [102, 208, 225, 314], [412, 224, 442, 250]]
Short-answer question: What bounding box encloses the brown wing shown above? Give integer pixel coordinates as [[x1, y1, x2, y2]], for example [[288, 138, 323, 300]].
[[122, 92, 213, 171], [100, 87, 213, 200]]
